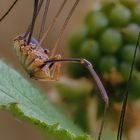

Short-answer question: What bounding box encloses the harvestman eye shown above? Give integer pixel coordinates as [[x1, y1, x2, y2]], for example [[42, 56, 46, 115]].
[[44, 49, 50, 54], [0, 0, 18, 22]]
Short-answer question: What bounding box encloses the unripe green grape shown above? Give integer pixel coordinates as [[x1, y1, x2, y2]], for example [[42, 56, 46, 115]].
[[121, 44, 140, 63], [101, 1, 115, 16], [119, 62, 131, 81], [109, 4, 131, 27], [85, 11, 108, 36], [130, 72, 140, 99], [80, 39, 100, 64], [132, 3, 140, 24], [120, 0, 139, 9], [99, 56, 118, 74], [69, 26, 88, 55], [100, 28, 122, 54], [69, 0, 140, 104], [123, 23, 140, 43]]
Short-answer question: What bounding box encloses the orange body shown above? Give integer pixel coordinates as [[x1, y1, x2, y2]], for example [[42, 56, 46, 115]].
[[14, 35, 61, 81]]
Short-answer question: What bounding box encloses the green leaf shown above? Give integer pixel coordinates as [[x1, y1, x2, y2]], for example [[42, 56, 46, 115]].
[[0, 60, 92, 140]]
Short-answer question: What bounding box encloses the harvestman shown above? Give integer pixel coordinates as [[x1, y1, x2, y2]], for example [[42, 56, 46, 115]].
[[0, 0, 140, 140], [14, 0, 108, 104]]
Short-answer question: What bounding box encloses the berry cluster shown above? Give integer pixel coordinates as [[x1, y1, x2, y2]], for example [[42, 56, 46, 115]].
[[69, 0, 140, 102]]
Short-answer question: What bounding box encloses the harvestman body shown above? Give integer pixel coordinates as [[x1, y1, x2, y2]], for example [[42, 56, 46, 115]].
[[14, 36, 61, 81]]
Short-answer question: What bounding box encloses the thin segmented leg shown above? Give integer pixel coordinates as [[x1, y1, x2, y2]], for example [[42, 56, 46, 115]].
[[117, 32, 140, 140], [39, 0, 68, 44], [0, 0, 18, 22], [44, 57, 109, 105], [44, 57, 109, 140]]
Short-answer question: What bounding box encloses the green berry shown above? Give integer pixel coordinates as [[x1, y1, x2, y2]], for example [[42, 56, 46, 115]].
[[109, 4, 131, 26], [101, 2, 115, 16], [69, 26, 88, 55], [100, 28, 122, 54], [130, 72, 140, 99], [69, 0, 140, 103], [123, 23, 140, 43], [99, 56, 118, 74], [80, 39, 100, 64], [121, 44, 140, 63], [119, 62, 131, 81], [85, 11, 108, 36], [133, 3, 140, 24], [120, 0, 139, 9]]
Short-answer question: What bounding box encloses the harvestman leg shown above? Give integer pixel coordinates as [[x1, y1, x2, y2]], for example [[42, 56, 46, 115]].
[[44, 57, 109, 140], [27, 0, 40, 44], [44, 58, 109, 106], [39, 0, 68, 44], [0, 0, 18, 22], [38, 0, 50, 40], [50, 0, 80, 57], [117, 32, 140, 140], [24, 0, 44, 38]]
